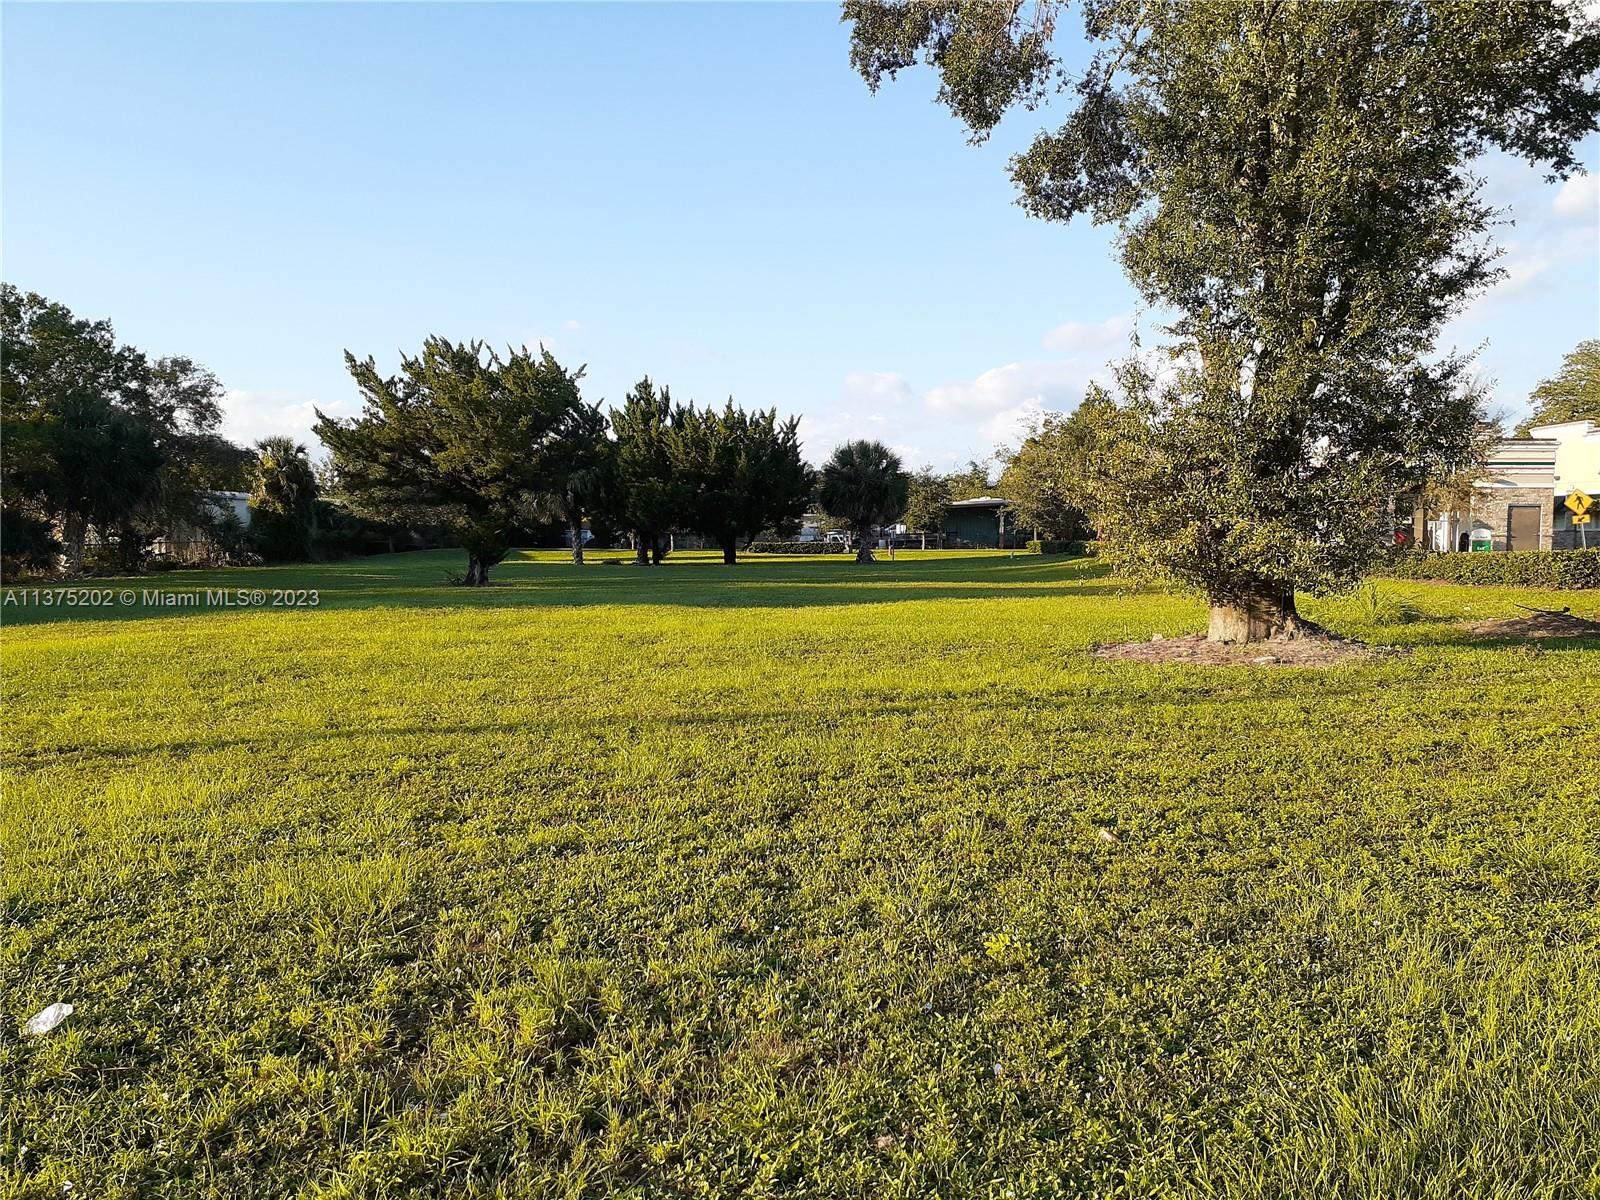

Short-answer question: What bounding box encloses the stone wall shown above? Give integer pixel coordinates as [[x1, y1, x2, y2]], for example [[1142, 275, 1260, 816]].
[[1468, 487, 1553, 551]]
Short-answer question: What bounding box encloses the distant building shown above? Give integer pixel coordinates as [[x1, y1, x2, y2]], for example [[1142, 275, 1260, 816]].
[[150, 491, 252, 562], [1533, 419, 1600, 549], [941, 497, 1028, 549], [1421, 420, 1599, 552]]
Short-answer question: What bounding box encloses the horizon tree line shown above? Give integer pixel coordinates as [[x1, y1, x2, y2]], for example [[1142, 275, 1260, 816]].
[[7, 281, 1596, 597]]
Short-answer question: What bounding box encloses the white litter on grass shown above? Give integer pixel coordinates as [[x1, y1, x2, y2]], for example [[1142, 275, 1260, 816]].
[[23, 1002, 73, 1037]]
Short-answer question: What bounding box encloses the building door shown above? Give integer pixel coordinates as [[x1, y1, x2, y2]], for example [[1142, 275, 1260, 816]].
[[1506, 505, 1541, 552]]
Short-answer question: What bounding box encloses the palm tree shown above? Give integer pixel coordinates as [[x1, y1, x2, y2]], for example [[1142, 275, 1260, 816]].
[[250, 436, 319, 561], [818, 439, 909, 563]]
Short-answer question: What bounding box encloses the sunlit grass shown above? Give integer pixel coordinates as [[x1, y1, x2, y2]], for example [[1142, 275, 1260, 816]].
[[3, 550, 1598, 1197]]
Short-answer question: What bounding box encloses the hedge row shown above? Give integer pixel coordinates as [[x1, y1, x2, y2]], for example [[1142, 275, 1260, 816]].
[[1027, 539, 1092, 556], [746, 540, 847, 554], [1376, 548, 1600, 589]]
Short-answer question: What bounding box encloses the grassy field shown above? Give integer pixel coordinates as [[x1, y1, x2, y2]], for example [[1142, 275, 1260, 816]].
[[4, 549, 1599, 1199]]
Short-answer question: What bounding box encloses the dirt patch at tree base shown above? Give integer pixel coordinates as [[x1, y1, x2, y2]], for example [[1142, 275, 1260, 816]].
[[1462, 611, 1600, 639], [1093, 632, 1378, 666]]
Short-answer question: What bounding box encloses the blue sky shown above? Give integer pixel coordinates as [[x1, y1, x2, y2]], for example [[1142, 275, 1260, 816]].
[[4, 2, 1596, 471]]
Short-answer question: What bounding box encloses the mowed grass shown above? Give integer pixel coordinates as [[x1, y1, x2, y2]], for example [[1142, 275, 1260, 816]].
[[3, 549, 1599, 1199]]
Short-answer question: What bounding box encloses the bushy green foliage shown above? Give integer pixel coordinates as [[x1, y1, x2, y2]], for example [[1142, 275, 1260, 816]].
[[249, 437, 319, 562], [604, 377, 683, 565], [670, 401, 813, 563], [0, 508, 58, 579], [1516, 339, 1600, 434], [997, 409, 1097, 542], [846, 1, 1600, 631], [1, 284, 248, 574], [1025, 538, 1088, 556], [4, 551, 1599, 1197], [942, 460, 991, 502], [899, 466, 950, 536], [1379, 548, 1600, 590], [542, 400, 612, 566], [746, 539, 847, 554], [315, 338, 590, 585]]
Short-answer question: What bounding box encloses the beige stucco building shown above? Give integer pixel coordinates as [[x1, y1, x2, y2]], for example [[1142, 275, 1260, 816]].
[[1423, 420, 1599, 552], [1533, 419, 1600, 548]]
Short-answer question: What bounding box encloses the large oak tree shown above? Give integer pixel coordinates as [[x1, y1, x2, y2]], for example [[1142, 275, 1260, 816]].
[[846, 0, 1600, 640], [1, 285, 243, 575]]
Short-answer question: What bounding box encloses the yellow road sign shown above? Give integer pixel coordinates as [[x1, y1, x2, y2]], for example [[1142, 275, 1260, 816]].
[[1566, 488, 1593, 517], [1575, 513, 1592, 525]]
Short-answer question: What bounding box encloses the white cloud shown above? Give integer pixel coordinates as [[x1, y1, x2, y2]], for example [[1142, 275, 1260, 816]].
[[1458, 224, 1598, 312], [980, 400, 1050, 447], [1042, 312, 1134, 352], [1553, 173, 1599, 224], [924, 358, 1107, 415], [797, 371, 921, 463], [842, 370, 915, 408], [806, 357, 1113, 468], [221, 389, 356, 455]]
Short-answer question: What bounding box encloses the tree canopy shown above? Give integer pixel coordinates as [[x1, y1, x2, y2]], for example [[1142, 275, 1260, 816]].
[[250, 437, 320, 563], [315, 339, 588, 585], [996, 404, 1105, 541], [847, 0, 1600, 640], [901, 466, 952, 544], [1, 284, 243, 576], [672, 401, 814, 564], [543, 401, 612, 566], [1517, 339, 1600, 434], [604, 378, 684, 565], [943, 461, 992, 501]]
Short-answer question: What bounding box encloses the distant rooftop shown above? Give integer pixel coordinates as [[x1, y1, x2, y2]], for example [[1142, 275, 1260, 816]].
[[947, 496, 1010, 508]]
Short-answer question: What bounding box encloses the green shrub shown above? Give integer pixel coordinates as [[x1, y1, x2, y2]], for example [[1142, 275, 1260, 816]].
[[747, 540, 847, 554], [1376, 548, 1600, 589], [1026, 539, 1092, 556]]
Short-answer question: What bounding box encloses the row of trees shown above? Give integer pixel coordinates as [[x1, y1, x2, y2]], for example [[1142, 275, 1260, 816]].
[[317, 336, 1107, 577], [11, 277, 1594, 598], [316, 340, 817, 583], [1, 285, 1027, 584], [0, 285, 426, 579]]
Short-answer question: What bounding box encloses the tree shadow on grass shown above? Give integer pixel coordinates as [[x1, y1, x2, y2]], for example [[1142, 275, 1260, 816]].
[[1406, 629, 1600, 653], [3, 553, 1144, 627], [8, 667, 1490, 772]]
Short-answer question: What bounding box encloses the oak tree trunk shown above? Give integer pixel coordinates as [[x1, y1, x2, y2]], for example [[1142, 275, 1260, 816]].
[[463, 554, 491, 586], [720, 537, 738, 565], [651, 538, 666, 565], [1206, 585, 1320, 643], [634, 533, 649, 566]]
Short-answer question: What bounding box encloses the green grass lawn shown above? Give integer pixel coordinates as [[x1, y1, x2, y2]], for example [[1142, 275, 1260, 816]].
[[4, 549, 1599, 1198]]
